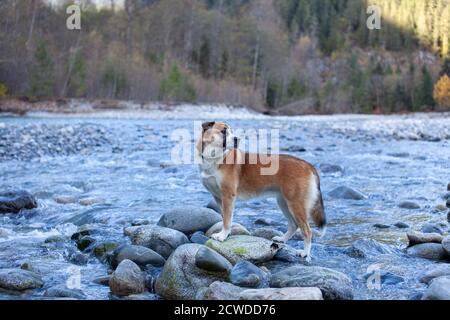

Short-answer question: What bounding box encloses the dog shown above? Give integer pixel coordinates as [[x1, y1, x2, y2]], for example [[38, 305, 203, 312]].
[[196, 121, 326, 262]]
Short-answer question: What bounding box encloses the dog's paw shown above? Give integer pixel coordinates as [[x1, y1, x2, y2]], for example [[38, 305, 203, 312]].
[[297, 250, 312, 263], [211, 231, 229, 242], [272, 236, 286, 243]]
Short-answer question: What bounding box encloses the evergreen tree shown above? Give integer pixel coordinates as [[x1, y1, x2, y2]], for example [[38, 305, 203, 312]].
[[30, 41, 54, 98]]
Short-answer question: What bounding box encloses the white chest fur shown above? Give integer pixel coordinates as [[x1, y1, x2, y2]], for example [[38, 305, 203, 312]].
[[199, 163, 222, 198]]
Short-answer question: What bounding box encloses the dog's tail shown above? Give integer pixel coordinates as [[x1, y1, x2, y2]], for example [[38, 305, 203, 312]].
[[310, 173, 327, 238]]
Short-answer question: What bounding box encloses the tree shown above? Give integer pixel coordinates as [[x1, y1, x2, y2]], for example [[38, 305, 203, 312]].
[[414, 66, 435, 110], [433, 74, 450, 109], [30, 41, 54, 98], [159, 63, 197, 102]]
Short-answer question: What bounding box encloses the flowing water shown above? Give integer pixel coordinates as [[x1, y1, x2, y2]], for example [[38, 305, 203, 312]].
[[0, 111, 449, 300]]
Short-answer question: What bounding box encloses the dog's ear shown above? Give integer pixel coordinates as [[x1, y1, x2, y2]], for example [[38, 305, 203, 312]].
[[202, 121, 215, 131]]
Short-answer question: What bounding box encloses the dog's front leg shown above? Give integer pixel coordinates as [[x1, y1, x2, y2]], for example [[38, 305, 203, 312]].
[[211, 186, 236, 242]]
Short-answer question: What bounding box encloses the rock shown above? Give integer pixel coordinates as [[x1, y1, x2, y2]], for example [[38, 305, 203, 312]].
[[273, 245, 300, 263], [155, 244, 229, 300], [229, 261, 268, 288], [190, 231, 209, 245], [422, 276, 450, 300], [394, 222, 410, 229], [157, 206, 222, 234], [131, 219, 150, 226], [373, 223, 390, 229], [345, 239, 392, 258], [447, 199, 450, 208], [251, 227, 283, 241], [54, 195, 77, 204], [109, 259, 146, 296], [124, 225, 189, 259], [0, 190, 37, 213], [206, 200, 221, 213], [432, 204, 447, 213], [419, 265, 450, 284], [93, 276, 111, 286], [407, 231, 443, 246], [76, 236, 96, 252], [206, 235, 281, 264], [69, 252, 89, 265], [44, 285, 86, 299], [199, 281, 323, 300], [388, 152, 409, 158], [398, 201, 420, 209], [270, 265, 353, 300], [421, 223, 444, 235], [110, 244, 166, 269], [406, 243, 448, 260], [79, 197, 104, 206], [194, 246, 232, 273], [70, 225, 99, 241], [319, 164, 343, 174], [448, 211, 450, 223], [254, 218, 277, 226], [206, 222, 250, 237], [448, 183, 450, 191], [93, 242, 119, 259], [364, 270, 404, 285], [328, 186, 367, 200], [44, 235, 67, 243], [0, 269, 44, 291], [442, 236, 450, 256]]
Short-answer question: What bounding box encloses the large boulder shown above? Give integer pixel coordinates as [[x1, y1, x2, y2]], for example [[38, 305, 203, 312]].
[[270, 266, 353, 300], [407, 231, 443, 246], [155, 244, 229, 300], [328, 186, 366, 200], [0, 268, 43, 291], [422, 276, 450, 300], [406, 243, 448, 260], [205, 235, 281, 264], [157, 206, 222, 235], [110, 244, 166, 269], [109, 259, 146, 296], [206, 222, 250, 237], [0, 190, 37, 213], [419, 265, 450, 284], [124, 225, 189, 259]]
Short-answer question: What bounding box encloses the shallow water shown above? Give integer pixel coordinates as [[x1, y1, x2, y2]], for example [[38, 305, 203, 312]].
[[0, 115, 449, 300]]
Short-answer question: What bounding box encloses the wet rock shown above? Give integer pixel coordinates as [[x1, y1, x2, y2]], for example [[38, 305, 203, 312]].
[[406, 243, 448, 260], [364, 270, 404, 285], [419, 265, 450, 284], [44, 235, 67, 243], [0, 269, 44, 291], [70, 225, 99, 241], [194, 246, 232, 273], [206, 222, 250, 237], [254, 218, 277, 226], [124, 225, 189, 259], [198, 281, 244, 300], [251, 227, 283, 241], [432, 204, 447, 213], [206, 199, 221, 213], [422, 276, 450, 300], [448, 183, 450, 191], [407, 231, 443, 246], [421, 223, 444, 235], [373, 223, 390, 229], [345, 239, 392, 258], [319, 164, 343, 174], [110, 244, 166, 269], [388, 152, 409, 158], [155, 244, 229, 300], [69, 252, 89, 265], [442, 236, 450, 256], [398, 201, 421, 209], [448, 211, 450, 223], [157, 206, 222, 234], [93, 276, 111, 286], [206, 235, 281, 264], [54, 195, 77, 204], [270, 266, 353, 300], [117, 292, 158, 300], [229, 261, 268, 288], [79, 197, 104, 206], [109, 259, 146, 296], [190, 231, 209, 245], [393, 222, 410, 229], [447, 199, 450, 208], [93, 241, 119, 259], [131, 219, 150, 226], [76, 236, 96, 252], [328, 186, 367, 200], [0, 190, 37, 213], [44, 285, 86, 299], [273, 245, 300, 263]]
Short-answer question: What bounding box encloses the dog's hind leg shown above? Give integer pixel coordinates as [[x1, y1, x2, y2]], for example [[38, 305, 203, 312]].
[[286, 199, 312, 262], [273, 195, 298, 243]]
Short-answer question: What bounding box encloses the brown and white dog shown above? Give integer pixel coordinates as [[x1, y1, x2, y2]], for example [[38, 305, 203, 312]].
[[196, 121, 326, 262]]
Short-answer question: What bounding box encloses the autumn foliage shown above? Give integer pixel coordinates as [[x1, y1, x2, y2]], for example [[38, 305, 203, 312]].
[[433, 75, 450, 109]]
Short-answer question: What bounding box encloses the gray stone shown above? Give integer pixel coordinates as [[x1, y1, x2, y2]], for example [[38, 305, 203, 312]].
[[229, 261, 268, 288], [328, 186, 367, 200], [345, 239, 393, 258], [194, 246, 232, 273], [419, 265, 450, 284], [206, 222, 250, 237], [373, 223, 390, 229], [270, 266, 353, 300], [251, 227, 283, 241], [157, 206, 222, 235], [442, 236, 450, 256], [54, 195, 77, 204], [93, 276, 111, 286], [110, 244, 166, 269], [422, 276, 450, 300], [319, 164, 343, 174], [393, 222, 410, 229], [0, 269, 44, 291], [406, 243, 448, 260], [0, 190, 37, 213], [206, 200, 221, 213], [44, 285, 86, 299], [206, 235, 281, 264], [155, 244, 229, 300], [398, 201, 421, 209], [109, 259, 146, 296], [254, 218, 276, 226], [131, 219, 150, 226], [124, 225, 189, 259], [407, 231, 443, 246], [421, 223, 444, 235], [190, 231, 209, 245], [273, 245, 300, 263], [198, 281, 244, 300]]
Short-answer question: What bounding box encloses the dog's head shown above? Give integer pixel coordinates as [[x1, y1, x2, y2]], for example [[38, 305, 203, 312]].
[[197, 121, 240, 160]]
